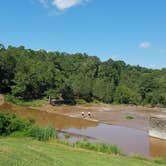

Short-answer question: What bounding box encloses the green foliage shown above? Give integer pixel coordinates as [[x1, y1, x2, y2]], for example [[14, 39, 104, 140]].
[[75, 99, 87, 104], [0, 112, 29, 136], [114, 85, 137, 104], [27, 125, 57, 141], [74, 141, 122, 155], [93, 79, 114, 103], [71, 75, 93, 102], [64, 133, 70, 139], [5, 94, 45, 106], [61, 84, 75, 104], [0, 44, 166, 107], [0, 112, 57, 141]]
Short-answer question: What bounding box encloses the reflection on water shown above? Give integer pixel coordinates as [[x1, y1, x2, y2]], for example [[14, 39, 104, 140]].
[[0, 103, 166, 157], [64, 124, 149, 156]]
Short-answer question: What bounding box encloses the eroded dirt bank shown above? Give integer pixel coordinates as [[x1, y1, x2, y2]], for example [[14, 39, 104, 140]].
[[0, 95, 4, 106]]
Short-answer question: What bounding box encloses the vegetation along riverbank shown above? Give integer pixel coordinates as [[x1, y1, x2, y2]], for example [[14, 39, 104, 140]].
[[0, 44, 166, 108], [0, 112, 166, 166]]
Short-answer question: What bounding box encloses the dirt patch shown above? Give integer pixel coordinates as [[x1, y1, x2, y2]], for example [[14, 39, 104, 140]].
[[0, 95, 4, 106]]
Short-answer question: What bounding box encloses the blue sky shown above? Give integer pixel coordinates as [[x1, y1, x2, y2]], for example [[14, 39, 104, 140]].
[[0, 0, 166, 68]]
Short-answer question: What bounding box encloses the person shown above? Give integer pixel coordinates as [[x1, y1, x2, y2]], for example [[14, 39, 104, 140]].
[[88, 112, 91, 118], [81, 112, 85, 118]]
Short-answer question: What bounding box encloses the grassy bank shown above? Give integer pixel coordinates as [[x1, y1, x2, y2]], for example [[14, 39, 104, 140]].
[[0, 137, 165, 166], [0, 112, 165, 166], [4, 94, 47, 107], [4, 94, 163, 110]]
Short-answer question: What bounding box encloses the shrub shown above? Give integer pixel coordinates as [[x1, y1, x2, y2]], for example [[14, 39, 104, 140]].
[[75, 99, 87, 105], [27, 125, 57, 141], [0, 113, 29, 136], [64, 133, 70, 139], [5, 94, 45, 107]]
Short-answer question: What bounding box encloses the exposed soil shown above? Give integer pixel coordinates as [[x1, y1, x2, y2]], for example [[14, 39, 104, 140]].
[[0, 95, 4, 106], [32, 104, 166, 131]]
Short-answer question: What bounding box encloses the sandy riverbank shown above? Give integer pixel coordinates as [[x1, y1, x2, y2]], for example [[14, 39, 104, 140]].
[[31, 103, 166, 131]]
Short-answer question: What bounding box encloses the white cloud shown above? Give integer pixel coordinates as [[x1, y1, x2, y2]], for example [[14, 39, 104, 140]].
[[139, 42, 151, 49], [38, 0, 90, 10], [53, 0, 81, 10]]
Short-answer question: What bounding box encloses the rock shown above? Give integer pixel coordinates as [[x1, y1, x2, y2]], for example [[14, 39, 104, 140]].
[[149, 114, 166, 140]]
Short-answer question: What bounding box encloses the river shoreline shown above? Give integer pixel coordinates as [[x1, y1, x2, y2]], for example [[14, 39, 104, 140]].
[[31, 103, 166, 131], [0, 101, 166, 157]]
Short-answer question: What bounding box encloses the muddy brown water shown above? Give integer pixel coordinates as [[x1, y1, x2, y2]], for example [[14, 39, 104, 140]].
[[0, 103, 166, 157]]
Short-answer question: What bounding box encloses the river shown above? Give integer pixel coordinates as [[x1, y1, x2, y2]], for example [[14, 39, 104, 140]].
[[0, 102, 166, 157]]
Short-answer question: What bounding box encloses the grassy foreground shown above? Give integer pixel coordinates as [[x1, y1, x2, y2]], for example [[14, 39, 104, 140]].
[[0, 137, 165, 166]]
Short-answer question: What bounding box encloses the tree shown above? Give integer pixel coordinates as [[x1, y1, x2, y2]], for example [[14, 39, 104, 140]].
[[92, 79, 114, 103], [71, 75, 93, 102], [115, 85, 132, 104], [0, 51, 16, 92], [139, 74, 158, 103], [12, 55, 60, 99], [0, 43, 165, 107]]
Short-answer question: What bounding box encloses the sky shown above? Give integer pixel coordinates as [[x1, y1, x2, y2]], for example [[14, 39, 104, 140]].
[[0, 0, 166, 69]]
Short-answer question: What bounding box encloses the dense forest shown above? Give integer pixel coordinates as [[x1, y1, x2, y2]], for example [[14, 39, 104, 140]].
[[0, 44, 166, 107]]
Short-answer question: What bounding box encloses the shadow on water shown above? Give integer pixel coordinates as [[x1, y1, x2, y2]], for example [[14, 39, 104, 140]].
[[0, 103, 166, 157]]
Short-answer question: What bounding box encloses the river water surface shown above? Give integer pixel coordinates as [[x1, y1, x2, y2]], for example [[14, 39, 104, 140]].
[[0, 103, 166, 157]]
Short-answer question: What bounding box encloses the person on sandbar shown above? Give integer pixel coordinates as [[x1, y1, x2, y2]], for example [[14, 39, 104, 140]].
[[88, 112, 92, 118], [81, 112, 85, 118]]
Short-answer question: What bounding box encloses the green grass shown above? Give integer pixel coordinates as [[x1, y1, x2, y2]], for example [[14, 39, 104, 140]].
[[74, 141, 122, 155], [126, 115, 135, 120], [0, 137, 165, 166], [27, 125, 57, 141], [4, 94, 47, 107]]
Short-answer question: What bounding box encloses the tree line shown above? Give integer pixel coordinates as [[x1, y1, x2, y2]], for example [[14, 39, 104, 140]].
[[0, 44, 166, 107]]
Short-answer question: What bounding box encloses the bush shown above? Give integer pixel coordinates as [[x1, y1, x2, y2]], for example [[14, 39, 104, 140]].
[[0, 113, 29, 136], [5, 94, 45, 107], [64, 133, 70, 139], [27, 125, 57, 141], [74, 141, 121, 155], [75, 99, 87, 105], [0, 112, 57, 141]]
